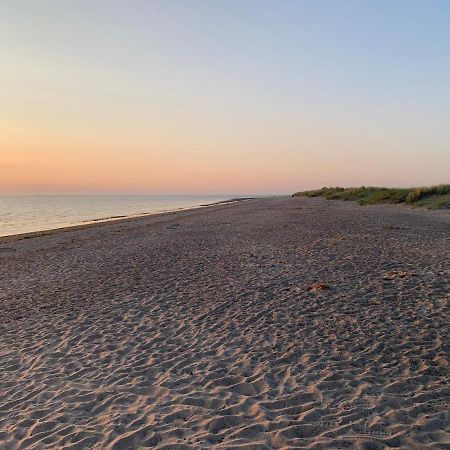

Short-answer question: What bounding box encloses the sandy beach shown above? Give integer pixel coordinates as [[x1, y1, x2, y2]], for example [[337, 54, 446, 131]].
[[0, 197, 449, 449]]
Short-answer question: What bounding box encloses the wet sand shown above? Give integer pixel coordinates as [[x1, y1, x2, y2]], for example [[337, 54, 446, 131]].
[[0, 197, 449, 449]]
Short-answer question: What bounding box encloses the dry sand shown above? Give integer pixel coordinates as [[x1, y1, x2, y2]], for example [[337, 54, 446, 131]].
[[0, 197, 449, 449]]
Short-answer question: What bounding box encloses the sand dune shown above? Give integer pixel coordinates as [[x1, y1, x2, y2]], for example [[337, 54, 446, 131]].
[[0, 197, 449, 449]]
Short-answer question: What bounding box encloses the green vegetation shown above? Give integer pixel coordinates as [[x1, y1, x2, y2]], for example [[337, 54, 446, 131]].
[[292, 185, 450, 209]]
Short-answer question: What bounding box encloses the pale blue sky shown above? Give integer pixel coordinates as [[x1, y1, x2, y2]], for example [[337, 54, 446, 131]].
[[1, 1, 449, 194]]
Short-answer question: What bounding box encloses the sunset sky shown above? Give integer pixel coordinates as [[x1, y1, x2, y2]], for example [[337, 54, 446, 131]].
[[1, 0, 449, 194]]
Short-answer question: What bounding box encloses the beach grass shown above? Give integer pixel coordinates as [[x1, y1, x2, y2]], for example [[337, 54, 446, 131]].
[[292, 184, 450, 209]]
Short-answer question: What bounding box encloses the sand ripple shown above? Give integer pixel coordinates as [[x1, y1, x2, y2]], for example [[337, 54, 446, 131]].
[[0, 198, 449, 448]]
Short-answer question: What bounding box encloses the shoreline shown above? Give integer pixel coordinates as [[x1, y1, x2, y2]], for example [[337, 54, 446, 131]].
[[0, 197, 256, 243]]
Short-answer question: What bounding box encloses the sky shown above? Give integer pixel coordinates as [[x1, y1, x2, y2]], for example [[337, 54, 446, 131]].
[[1, 0, 449, 195]]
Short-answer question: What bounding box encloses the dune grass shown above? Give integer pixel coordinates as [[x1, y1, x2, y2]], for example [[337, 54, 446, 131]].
[[292, 185, 450, 209]]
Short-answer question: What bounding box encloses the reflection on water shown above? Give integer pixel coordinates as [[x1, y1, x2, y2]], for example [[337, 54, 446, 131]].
[[0, 195, 244, 237]]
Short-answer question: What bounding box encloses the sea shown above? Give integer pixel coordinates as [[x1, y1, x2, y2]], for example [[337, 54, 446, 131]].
[[0, 195, 249, 237]]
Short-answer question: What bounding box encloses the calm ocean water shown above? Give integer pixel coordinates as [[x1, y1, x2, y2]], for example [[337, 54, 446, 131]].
[[0, 195, 246, 237]]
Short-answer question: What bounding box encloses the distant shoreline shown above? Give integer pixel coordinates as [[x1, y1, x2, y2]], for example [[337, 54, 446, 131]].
[[0, 197, 256, 243]]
